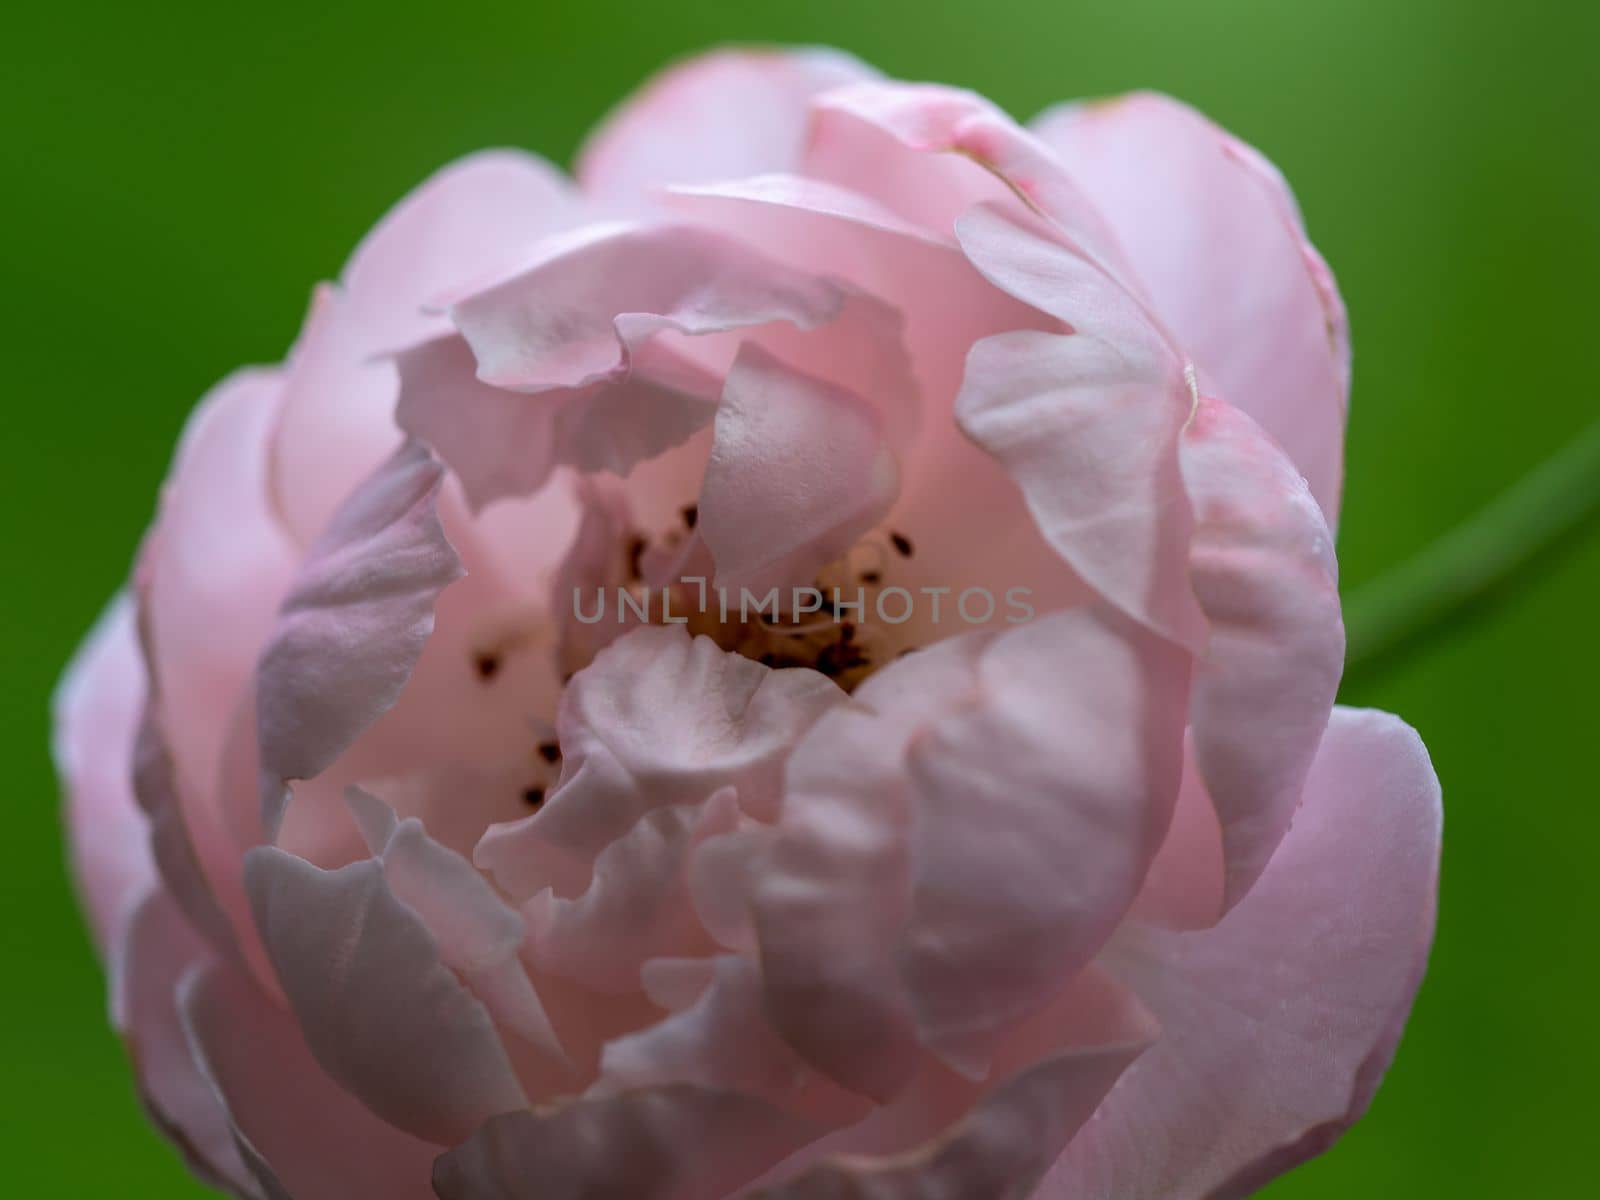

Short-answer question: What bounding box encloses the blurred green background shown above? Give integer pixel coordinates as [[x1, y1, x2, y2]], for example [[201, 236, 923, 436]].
[[3, 0, 1596, 1194]]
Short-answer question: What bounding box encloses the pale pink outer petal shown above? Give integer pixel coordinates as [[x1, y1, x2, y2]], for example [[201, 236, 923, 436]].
[[432, 1086, 825, 1200], [758, 967, 1156, 1200], [52, 594, 157, 955], [112, 890, 255, 1195], [139, 366, 299, 857], [243, 847, 527, 1144], [475, 626, 843, 898], [254, 440, 464, 838], [1033, 93, 1350, 521], [1181, 398, 1345, 911], [700, 343, 900, 595], [1035, 707, 1442, 1200], [179, 959, 439, 1200], [954, 204, 1206, 650], [575, 47, 880, 210], [802, 81, 1137, 283], [270, 150, 580, 543], [131, 706, 238, 957]]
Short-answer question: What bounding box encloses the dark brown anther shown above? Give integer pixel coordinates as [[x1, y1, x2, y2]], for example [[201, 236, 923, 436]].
[[681, 504, 699, 529], [537, 741, 561, 764], [522, 787, 546, 807], [840, 622, 856, 643], [861, 570, 882, 585], [475, 653, 502, 680], [626, 534, 648, 581], [889, 531, 914, 558], [817, 638, 866, 678]]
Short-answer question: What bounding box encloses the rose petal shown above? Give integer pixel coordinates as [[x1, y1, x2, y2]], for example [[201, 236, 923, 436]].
[[476, 625, 842, 898], [1036, 707, 1442, 1200], [665, 176, 1086, 620], [700, 343, 900, 595], [895, 608, 1189, 1072], [448, 223, 847, 394], [52, 595, 157, 954], [599, 955, 871, 1127], [132, 706, 237, 955], [395, 330, 722, 512], [528, 789, 739, 993], [954, 203, 1205, 650], [139, 366, 298, 849], [1125, 742, 1226, 932], [271, 151, 579, 542], [244, 846, 527, 1143], [1033, 93, 1349, 521], [345, 787, 567, 1065], [762, 965, 1155, 1198], [752, 632, 996, 1101], [433, 1086, 824, 1200], [255, 440, 463, 838], [113, 890, 254, 1194], [1180, 397, 1345, 911], [179, 959, 439, 1200], [803, 81, 1131, 275], [575, 47, 880, 210]]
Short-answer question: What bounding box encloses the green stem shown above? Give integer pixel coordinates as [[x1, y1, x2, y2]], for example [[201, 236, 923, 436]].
[[1343, 418, 1600, 672]]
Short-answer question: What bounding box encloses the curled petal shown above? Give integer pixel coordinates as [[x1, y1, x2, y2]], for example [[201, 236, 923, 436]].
[[527, 789, 740, 993], [448, 223, 847, 394], [1180, 398, 1345, 911], [700, 343, 900, 595], [954, 204, 1204, 649], [1036, 707, 1442, 1200], [255, 440, 463, 838], [346, 788, 567, 1064], [477, 626, 842, 898], [244, 847, 527, 1144], [1034, 93, 1349, 520], [395, 331, 721, 512]]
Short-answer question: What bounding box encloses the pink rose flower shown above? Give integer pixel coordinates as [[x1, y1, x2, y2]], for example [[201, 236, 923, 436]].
[[54, 48, 1441, 1200]]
